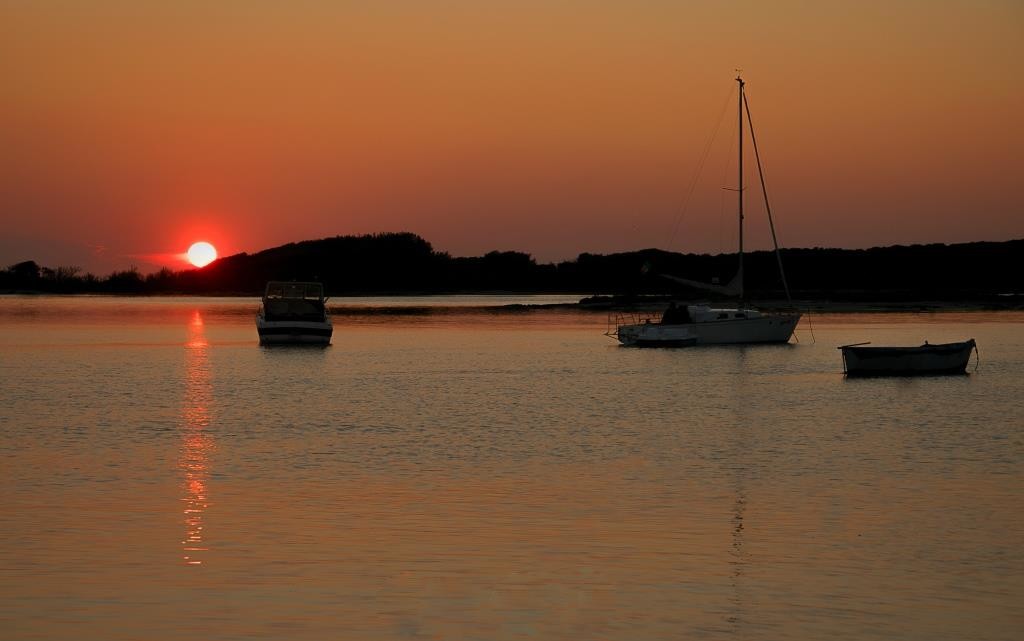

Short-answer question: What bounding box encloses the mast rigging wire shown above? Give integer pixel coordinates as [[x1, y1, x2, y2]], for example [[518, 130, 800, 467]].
[[742, 89, 793, 306], [666, 83, 735, 252]]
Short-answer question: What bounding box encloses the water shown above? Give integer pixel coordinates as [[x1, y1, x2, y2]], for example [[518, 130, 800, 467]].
[[1, 297, 1022, 640]]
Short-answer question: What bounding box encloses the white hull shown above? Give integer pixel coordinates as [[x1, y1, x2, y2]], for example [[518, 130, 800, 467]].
[[616, 310, 800, 347], [615, 323, 697, 347], [256, 317, 333, 345]]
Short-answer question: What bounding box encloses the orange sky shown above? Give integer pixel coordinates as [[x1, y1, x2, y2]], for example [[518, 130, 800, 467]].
[[2, 1, 1021, 273]]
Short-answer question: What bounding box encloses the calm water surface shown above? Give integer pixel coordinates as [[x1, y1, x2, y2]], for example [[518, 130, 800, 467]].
[[1, 296, 1022, 640]]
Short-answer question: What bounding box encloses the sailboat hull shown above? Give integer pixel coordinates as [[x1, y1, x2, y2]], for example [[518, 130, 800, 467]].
[[617, 312, 800, 347], [618, 323, 697, 347]]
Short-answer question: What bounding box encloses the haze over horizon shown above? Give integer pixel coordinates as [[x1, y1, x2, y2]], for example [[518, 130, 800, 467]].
[[3, 1, 1022, 274]]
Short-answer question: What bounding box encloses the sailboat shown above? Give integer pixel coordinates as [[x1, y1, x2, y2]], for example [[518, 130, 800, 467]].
[[614, 75, 801, 347]]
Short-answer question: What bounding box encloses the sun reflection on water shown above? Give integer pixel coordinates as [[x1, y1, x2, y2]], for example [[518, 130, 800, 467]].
[[181, 310, 214, 566]]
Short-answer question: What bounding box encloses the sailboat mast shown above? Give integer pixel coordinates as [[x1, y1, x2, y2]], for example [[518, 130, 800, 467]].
[[737, 74, 745, 302]]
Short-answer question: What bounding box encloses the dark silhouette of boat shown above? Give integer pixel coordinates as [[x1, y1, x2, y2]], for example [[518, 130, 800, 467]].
[[256, 281, 332, 345], [839, 339, 977, 376]]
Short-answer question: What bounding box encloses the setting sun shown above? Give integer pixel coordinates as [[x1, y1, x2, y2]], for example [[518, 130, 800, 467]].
[[186, 242, 217, 268]]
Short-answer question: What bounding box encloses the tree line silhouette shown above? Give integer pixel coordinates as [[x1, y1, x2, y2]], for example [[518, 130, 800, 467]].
[[2, 232, 1021, 303]]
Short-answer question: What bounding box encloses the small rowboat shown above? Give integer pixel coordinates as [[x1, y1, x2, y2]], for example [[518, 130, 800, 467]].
[[839, 339, 977, 377]]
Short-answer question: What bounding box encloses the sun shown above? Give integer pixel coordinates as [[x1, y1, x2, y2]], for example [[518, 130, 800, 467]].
[[187, 241, 218, 268]]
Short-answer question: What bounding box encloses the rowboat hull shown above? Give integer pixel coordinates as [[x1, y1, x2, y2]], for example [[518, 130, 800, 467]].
[[840, 339, 976, 376]]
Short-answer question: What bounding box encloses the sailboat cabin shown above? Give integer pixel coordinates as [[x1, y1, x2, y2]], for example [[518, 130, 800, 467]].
[[687, 304, 763, 323]]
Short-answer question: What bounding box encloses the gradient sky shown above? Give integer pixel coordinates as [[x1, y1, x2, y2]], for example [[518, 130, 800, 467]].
[[2, 1, 1022, 273]]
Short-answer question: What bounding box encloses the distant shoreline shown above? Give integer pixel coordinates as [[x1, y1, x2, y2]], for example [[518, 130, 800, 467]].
[[575, 293, 1024, 313], [3, 290, 1022, 314], [5, 235, 1021, 299]]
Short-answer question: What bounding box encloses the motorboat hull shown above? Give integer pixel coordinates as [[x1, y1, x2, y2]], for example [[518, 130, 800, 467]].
[[840, 339, 976, 376], [256, 317, 333, 345], [617, 312, 800, 347]]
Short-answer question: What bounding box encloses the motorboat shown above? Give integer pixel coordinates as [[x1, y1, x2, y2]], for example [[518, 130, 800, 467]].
[[256, 281, 332, 345], [839, 339, 977, 376]]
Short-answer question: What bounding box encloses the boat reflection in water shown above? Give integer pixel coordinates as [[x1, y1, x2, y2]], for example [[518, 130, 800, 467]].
[[181, 309, 214, 565]]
